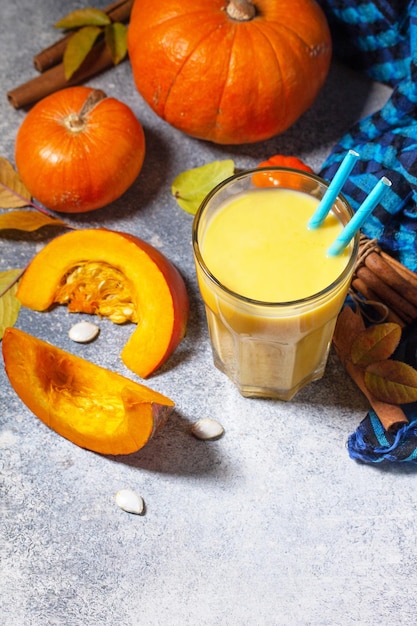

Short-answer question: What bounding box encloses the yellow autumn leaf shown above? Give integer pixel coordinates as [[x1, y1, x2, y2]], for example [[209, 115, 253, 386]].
[[0, 210, 67, 232], [105, 22, 127, 65], [172, 160, 235, 215], [0, 269, 23, 340], [63, 26, 103, 79], [54, 8, 111, 29], [0, 157, 31, 208]]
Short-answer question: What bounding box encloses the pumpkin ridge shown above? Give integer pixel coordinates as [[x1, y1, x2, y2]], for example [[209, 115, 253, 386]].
[[263, 20, 331, 58], [163, 20, 232, 118], [213, 28, 238, 139], [133, 12, 222, 116], [250, 19, 329, 129], [215, 22, 287, 141], [249, 22, 288, 126]]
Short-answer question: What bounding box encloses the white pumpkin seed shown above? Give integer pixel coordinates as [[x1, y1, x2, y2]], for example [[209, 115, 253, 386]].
[[115, 489, 145, 515], [191, 418, 224, 440], [68, 321, 100, 343]]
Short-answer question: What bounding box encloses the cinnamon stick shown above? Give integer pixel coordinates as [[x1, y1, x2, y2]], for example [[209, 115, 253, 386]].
[[380, 250, 417, 289], [364, 249, 417, 308], [333, 306, 409, 432], [355, 265, 417, 324], [33, 0, 133, 72], [351, 236, 417, 325], [8, 41, 118, 109]]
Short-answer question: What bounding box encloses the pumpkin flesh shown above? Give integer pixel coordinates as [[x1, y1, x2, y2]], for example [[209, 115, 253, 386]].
[[2, 327, 174, 455], [128, 0, 332, 144], [16, 229, 189, 378]]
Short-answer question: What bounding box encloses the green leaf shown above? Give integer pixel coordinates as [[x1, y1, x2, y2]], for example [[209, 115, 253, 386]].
[[0, 210, 67, 233], [54, 8, 110, 29], [365, 360, 417, 404], [172, 160, 235, 215], [0, 269, 23, 340], [350, 322, 402, 367], [0, 158, 31, 208], [63, 26, 102, 80], [105, 22, 127, 65]]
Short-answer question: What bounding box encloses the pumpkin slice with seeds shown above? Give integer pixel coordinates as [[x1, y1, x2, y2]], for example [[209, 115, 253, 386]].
[[16, 228, 189, 378]]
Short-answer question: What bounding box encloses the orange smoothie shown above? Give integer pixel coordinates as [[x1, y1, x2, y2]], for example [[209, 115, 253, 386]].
[[201, 188, 349, 302], [193, 169, 358, 400]]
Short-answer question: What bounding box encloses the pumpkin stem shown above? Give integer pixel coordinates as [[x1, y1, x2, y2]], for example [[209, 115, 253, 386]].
[[64, 89, 107, 133], [226, 0, 256, 21]]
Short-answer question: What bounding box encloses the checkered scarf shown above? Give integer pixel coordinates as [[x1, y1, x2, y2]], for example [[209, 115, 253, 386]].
[[316, 1, 417, 463], [317, 0, 417, 272]]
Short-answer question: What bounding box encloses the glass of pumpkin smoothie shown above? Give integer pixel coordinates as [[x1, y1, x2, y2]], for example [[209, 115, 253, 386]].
[[192, 167, 359, 400]]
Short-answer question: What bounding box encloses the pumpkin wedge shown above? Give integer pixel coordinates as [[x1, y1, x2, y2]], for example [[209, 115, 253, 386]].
[[2, 327, 174, 455], [16, 229, 189, 378]]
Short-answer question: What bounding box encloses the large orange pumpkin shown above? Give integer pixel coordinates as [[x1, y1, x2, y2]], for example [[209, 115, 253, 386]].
[[127, 0, 332, 144]]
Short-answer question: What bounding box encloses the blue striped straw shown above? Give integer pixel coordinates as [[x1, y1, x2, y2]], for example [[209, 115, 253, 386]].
[[327, 176, 392, 257], [308, 149, 360, 229]]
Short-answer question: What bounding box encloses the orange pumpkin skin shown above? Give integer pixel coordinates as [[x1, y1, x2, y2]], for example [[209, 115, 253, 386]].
[[252, 154, 314, 187], [127, 0, 332, 144], [2, 327, 174, 455], [15, 87, 145, 213], [16, 229, 189, 378]]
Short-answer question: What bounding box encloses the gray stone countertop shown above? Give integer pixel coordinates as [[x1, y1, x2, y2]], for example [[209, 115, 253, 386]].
[[1, 2, 416, 625]]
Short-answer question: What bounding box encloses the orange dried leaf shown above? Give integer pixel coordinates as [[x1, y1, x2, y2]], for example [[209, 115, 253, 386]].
[[350, 322, 402, 367], [365, 360, 417, 404]]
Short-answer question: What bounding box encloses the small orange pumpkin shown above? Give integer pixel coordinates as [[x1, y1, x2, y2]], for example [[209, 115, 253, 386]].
[[2, 327, 174, 455], [252, 154, 314, 187], [127, 0, 332, 144], [15, 87, 145, 213], [16, 229, 189, 378]]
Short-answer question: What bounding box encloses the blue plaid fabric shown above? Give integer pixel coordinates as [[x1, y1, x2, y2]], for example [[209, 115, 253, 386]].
[[315, 1, 417, 463], [317, 0, 417, 272]]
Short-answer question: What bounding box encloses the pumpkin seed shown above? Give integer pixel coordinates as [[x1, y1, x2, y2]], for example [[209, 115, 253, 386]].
[[191, 418, 224, 440], [115, 488, 145, 515], [68, 320, 100, 343]]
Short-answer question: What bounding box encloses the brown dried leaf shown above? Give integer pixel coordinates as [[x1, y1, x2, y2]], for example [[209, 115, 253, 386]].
[[63, 26, 102, 79], [350, 322, 402, 367], [365, 360, 417, 404], [0, 210, 67, 232], [105, 22, 127, 65], [0, 158, 31, 208], [54, 8, 111, 29]]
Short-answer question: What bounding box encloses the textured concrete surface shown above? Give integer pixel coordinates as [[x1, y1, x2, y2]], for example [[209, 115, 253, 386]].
[[2, 2, 416, 625]]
